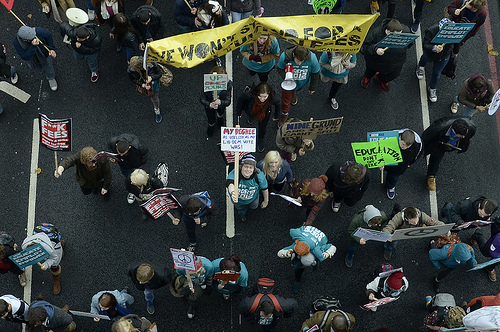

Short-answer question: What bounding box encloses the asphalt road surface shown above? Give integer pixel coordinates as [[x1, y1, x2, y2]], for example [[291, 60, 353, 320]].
[[1, 0, 500, 331]]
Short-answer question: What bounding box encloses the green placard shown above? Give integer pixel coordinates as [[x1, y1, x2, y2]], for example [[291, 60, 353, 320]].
[[351, 137, 402, 168]]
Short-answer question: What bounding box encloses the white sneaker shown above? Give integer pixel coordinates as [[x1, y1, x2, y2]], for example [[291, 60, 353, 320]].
[[330, 98, 339, 110], [451, 102, 459, 113], [416, 66, 424, 80], [127, 193, 136, 204], [11, 73, 18, 84], [428, 88, 437, 103], [48, 79, 58, 91], [332, 201, 341, 213], [18, 272, 27, 287], [88, 9, 95, 20]]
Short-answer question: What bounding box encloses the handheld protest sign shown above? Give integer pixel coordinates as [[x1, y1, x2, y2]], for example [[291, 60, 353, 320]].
[[376, 32, 418, 49], [39, 113, 72, 169], [390, 224, 454, 241], [362, 297, 398, 310], [281, 117, 343, 140], [69, 311, 110, 320], [140, 194, 179, 220], [467, 257, 500, 272], [170, 248, 196, 271], [351, 137, 402, 168], [221, 126, 257, 203], [270, 192, 302, 206], [367, 130, 399, 183], [352, 227, 392, 242], [213, 270, 241, 282], [431, 22, 475, 44], [10, 243, 50, 269], [488, 88, 500, 115], [90, 151, 122, 163], [204, 73, 228, 93]]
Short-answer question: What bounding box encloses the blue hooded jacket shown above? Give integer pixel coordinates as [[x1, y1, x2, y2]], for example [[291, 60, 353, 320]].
[[283, 226, 333, 262], [429, 243, 477, 269]]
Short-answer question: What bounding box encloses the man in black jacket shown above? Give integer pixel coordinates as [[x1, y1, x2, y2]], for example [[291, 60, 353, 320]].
[[131, 5, 164, 51], [441, 196, 498, 225], [108, 133, 148, 178], [381, 129, 423, 199], [422, 116, 475, 191], [128, 263, 171, 315], [239, 293, 297, 331], [60, 23, 102, 82], [360, 19, 410, 91]]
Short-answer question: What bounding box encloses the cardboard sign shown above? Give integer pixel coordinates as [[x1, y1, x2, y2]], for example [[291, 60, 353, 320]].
[[391, 224, 454, 241], [467, 257, 500, 272], [10, 244, 50, 269], [204, 74, 228, 92], [376, 32, 419, 49], [39, 114, 72, 151], [170, 248, 196, 271], [281, 117, 343, 139], [351, 137, 402, 168], [140, 194, 179, 219], [352, 227, 392, 242], [452, 220, 492, 231], [220, 127, 256, 152], [431, 22, 476, 44], [363, 297, 398, 309], [488, 88, 500, 115]]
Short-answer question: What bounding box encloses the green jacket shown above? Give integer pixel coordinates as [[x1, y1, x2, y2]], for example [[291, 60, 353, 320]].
[[346, 208, 388, 243]]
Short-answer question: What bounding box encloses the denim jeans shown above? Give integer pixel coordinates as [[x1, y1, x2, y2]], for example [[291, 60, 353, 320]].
[[37, 56, 56, 81], [454, 95, 476, 117], [385, 167, 408, 189], [231, 11, 252, 22], [418, 52, 450, 89], [86, 0, 94, 10], [144, 287, 154, 305], [234, 196, 259, 216], [73, 51, 99, 72], [384, 239, 399, 254]]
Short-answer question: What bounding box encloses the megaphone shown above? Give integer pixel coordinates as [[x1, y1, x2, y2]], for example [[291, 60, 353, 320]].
[[63, 8, 88, 44], [281, 63, 297, 91]]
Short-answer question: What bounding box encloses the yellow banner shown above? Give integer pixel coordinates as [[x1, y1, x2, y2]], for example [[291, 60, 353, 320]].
[[147, 14, 378, 68]]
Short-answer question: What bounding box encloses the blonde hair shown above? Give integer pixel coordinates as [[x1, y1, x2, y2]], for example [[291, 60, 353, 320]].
[[262, 151, 282, 180], [300, 181, 329, 202], [80, 147, 97, 164], [130, 169, 149, 191], [136, 264, 154, 283], [129, 56, 143, 72], [115, 318, 140, 332]]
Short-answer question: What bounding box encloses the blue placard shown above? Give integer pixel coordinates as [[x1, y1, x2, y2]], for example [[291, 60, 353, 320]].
[[431, 22, 476, 44], [467, 257, 500, 272], [376, 33, 419, 49], [10, 244, 50, 269], [367, 130, 399, 166]]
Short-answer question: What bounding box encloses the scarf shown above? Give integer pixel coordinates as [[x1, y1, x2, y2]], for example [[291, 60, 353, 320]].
[[251, 96, 271, 121], [101, 1, 119, 20]]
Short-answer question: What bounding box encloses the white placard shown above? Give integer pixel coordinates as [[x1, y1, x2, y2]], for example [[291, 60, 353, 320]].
[[170, 248, 196, 272], [220, 127, 256, 152], [352, 228, 393, 242]]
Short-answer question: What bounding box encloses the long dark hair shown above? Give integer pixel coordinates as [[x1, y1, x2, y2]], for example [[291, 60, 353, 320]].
[[113, 13, 138, 43]]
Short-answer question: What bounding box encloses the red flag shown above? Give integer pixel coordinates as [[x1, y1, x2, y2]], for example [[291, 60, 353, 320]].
[[0, 0, 14, 11]]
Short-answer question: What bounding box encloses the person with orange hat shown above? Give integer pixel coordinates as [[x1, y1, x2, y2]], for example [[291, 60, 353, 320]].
[[277, 226, 337, 293], [366, 270, 409, 311], [294, 176, 329, 226]]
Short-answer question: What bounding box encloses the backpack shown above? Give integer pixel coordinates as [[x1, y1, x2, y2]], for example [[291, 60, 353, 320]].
[[154, 163, 169, 187], [249, 278, 283, 314], [33, 223, 61, 243], [191, 191, 212, 217], [444, 306, 466, 328], [431, 293, 457, 325], [318, 309, 352, 330], [157, 63, 173, 88], [312, 296, 341, 312], [0, 232, 15, 248]]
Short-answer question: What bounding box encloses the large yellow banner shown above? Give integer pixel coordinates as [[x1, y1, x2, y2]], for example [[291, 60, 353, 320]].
[[147, 14, 378, 68]]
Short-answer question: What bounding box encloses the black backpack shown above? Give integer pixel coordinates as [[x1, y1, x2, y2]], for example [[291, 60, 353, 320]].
[[248, 278, 282, 314], [312, 296, 342, 312]]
